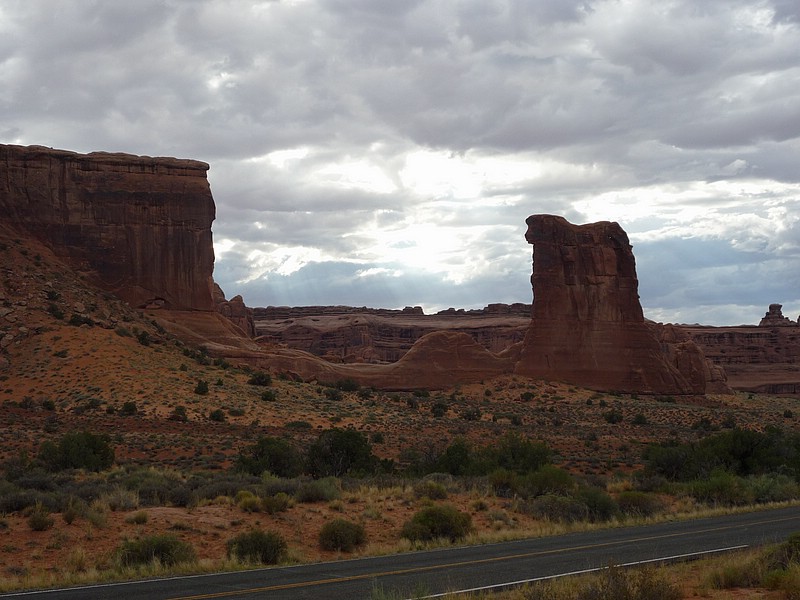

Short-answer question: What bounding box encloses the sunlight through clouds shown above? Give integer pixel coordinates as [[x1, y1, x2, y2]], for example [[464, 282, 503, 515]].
[[4, 0, 800, 324]]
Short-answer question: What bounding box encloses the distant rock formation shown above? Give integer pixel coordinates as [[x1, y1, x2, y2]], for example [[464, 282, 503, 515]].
[[759, 304, 798, 327], [0, 144, 216, 310], [213, 283, 256, 338], [253, 330, 514, 390], [513, 215, 727, 394], [252, 304, 530, 363]]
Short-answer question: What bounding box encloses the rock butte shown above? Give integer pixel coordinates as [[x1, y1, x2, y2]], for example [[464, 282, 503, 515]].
[[512, 215, 727, 394], [6, 143, 798, 394]]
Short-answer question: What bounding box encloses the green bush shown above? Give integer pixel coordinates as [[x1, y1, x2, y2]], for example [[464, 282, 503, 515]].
[[117, 534, 196, 567], [401, 504, 472, 542], [318, 519, 366, 552], [526, 494, 588, 523], [414, 479, 448, 500], [169, 405, 188, 422], [296, 477, 341, 503], [120, 401, 138, 416], [38, 431, 114, 472], [194, 380, 209, 395], [247, 371, 272, 386], [260, 389, 277, 402], [689, 471, 752, 506], [27, 503, 55, 531], [482, 432, 551, 475], [306, 428, 378, 478], [262, 492, 291, 514], [616, 491, 664, 518], [236, 436, 303, 478], [517, 465, 575, 498], [578, 487, 619, 522], [209, 408, 226, 422], [226, 529, 287, 564], [435, 438, 473, 476]]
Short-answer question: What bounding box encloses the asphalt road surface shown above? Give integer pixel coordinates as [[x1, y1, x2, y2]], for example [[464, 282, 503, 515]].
[[3, 505, 799, 600]]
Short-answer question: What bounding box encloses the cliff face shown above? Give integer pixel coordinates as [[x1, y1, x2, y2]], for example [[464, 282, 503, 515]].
[[514, 215, 725, 394], [0, 144, 216, 310]]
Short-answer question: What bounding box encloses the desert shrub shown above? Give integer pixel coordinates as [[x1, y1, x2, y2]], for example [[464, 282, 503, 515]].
[[260, 389, 277, 402], [194, 380, 209, 395], [460, 406, 481, 421], [489, 468, 519, 498], [38, 431, 114, 472], [120, 401, 138, 416], [262, 492, 291, 514], [324, 388, 343, 401], [209, 408, 225, 422], [414, 479, 448, 500], [603, 409, 624, 424], [260, 474, 301, 497], [306, 428, 378, 478], [688, 471, 753, 506], [566, 564, 680, 600], [616, 491, 664, 518], [749, 473, 800, 503], [296, 477, 341, 503], [236, 490, 262, 513], [101, 485, 140, 511], [578, 487, 619, 522], [125, 511, 149, 525], [47, 303, 65, 320], [516, 465, 575, 498], [27, 503, 55, 531], [117, 534, 196, 567], [434, 438, 473, 476], [431, 401, 448, 418], [479, 432, 551, 475], [247, 371, 272, 386], [117, 468, 189, 507], [226, 529, 287, 565], [136, 330, 150, 346], [318, 519, 366, 552], [68, 313, 93, 327], [401, 504, 472, 542], [331, 378, 360, 392], [236, 436, 303, 478], [767, 531, 800, 571], [644, 428, 800, 481], [168, 405, 188, 422], [62, 497, 87, 524], [525, 494, 588, 523]]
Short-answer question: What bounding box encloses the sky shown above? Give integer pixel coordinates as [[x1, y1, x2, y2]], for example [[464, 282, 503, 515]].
[[2, 0, 799, 326]]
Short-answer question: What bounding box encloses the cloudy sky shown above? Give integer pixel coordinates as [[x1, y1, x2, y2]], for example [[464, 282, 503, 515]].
[[2, 0, 799, 325]]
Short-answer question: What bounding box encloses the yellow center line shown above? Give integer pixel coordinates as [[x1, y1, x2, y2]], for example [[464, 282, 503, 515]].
[[167, 513, 800, 600]]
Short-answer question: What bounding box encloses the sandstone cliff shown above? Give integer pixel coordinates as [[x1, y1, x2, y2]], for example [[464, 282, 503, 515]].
[[513, 215, 726, 394], [0, 144, 216, 310]]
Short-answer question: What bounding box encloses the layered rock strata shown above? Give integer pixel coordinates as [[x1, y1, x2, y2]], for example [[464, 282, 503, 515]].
[[0, 144, 216, 310], [253, 306, 530, 363], [513, 215, 725, 394]]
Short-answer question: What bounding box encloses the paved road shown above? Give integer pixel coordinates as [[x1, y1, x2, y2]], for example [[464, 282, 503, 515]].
[[4, 506, 799, 600]]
